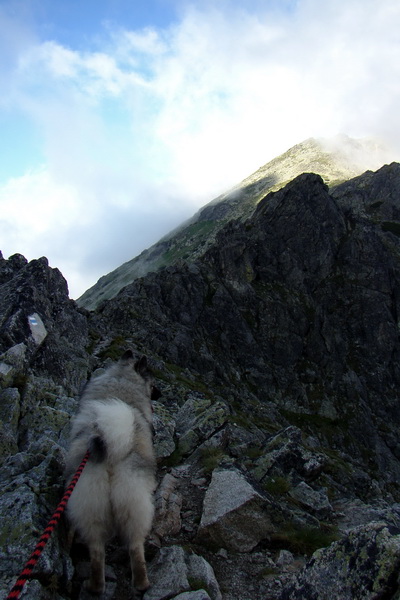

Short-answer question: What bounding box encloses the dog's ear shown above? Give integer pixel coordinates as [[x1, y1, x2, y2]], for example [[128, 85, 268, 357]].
[[134, 355, 149, 377], [121, 349, 135, 362], [151, 385, 162, 400]]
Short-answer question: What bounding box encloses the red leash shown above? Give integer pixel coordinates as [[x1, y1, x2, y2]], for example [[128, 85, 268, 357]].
[[6, 450, 90, 600]]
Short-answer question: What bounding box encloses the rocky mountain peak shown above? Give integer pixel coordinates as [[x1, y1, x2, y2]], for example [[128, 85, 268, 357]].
[[77, 135, 394, 311]]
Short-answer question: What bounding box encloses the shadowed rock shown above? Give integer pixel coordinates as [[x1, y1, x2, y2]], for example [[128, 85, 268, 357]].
[[280, 522, 400, 600]]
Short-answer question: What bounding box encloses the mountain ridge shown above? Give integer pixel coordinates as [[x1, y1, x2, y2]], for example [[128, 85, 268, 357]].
[[78, 135, 393, 310]]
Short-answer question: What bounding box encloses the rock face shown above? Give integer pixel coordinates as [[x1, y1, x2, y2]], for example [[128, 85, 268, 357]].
[[98, 165, 400, 495], [2, 158, 400, 599]]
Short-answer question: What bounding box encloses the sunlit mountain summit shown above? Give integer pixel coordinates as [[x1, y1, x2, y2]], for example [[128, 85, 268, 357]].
[[78, 135, 394, 310]]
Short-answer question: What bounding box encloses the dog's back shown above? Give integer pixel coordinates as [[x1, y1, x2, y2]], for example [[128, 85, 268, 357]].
[[65, 352, 157, 594]]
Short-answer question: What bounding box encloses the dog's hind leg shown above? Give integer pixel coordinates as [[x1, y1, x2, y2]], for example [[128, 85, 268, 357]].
[[67, 463, 110, 595], [85, 541, 106, 595], [129, 542, 149, 591], [112, 469, 155, 593]]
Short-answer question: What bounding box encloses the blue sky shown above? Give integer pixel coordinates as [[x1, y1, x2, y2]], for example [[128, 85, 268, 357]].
[[1, 0, 400, 298]]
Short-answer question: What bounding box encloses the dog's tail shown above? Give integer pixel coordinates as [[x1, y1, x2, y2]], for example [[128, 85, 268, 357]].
[[87, 399, 136, 464], [88, 435, 107, 463]]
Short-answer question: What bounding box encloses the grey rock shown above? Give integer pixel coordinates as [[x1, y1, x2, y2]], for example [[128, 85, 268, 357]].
[[197, 468, 275, 552], [280, 522, 400, 600], [0, 343, 27, 389], [0, 445, 68, 579], [0, 479, 44, 576], [19, 405, 70, 448], [17, 578, 64, 599], [172, 592, 212, 600], [0, 361, 13, 388], [144, 546, 191, 600], [175, 395, 229, 456], [186, 553, 222, 600], [154, 473, 182, 538], [0, 255, 89, 394], [251, 426, 326, 483], [288, 482, 333, 520], [335, 498, 400, 533], [0, 387, 20, 458], [153, 401, 176, 458], [144, 546, 220, 600], [276, 550, 295, 568]]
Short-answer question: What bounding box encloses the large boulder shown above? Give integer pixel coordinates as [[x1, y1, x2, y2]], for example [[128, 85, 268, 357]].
[[197, 468, 275, 552], [280, 522, 400, 600], [144, 546, 221, 600]]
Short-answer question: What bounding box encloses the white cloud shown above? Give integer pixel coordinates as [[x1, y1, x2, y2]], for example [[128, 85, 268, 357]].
[[0, 167, 81, 269], [1, 0, 400, 298]]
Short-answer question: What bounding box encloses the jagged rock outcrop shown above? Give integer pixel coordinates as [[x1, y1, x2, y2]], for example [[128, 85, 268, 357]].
[[250, 426, 326, 484], [0, 253, 89, 393]]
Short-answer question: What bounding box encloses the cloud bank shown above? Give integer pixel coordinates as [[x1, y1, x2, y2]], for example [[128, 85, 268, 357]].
[[1, 0, 400, 297]]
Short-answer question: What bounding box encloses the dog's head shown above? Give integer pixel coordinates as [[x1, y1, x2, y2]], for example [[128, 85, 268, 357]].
[[120, 350, 162, 402]]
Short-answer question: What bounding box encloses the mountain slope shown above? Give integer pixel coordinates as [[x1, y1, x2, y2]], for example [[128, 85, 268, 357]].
[[96, 162, 400, 492], [78, 135, 392, 310]]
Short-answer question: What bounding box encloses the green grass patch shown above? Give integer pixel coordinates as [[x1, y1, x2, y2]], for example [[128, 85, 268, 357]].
[[160, 221, 218, 266], [97, 336, 127, 360], [271, 523, 339, 556], [281, 409, 341, 437], [200, 447, 226, 473], [262, 476, 291, 496], [245, 445, 265, 460], [164, 363, 211, 396]]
